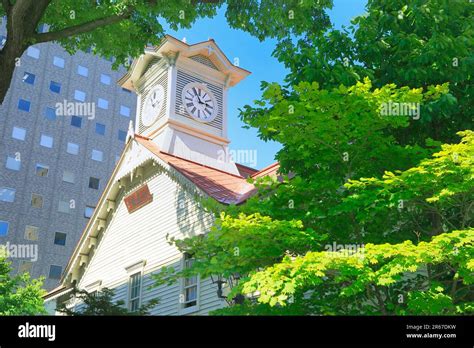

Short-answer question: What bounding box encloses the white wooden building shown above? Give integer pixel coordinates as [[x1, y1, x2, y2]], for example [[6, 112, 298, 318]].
[[44, 36, 279, 315]]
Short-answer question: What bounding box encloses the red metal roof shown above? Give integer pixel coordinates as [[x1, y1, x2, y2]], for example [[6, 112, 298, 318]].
[[135, 135, 281, 204]]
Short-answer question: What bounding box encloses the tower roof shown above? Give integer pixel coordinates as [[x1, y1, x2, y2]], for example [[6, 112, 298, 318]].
[[118, 35, 251, 91]]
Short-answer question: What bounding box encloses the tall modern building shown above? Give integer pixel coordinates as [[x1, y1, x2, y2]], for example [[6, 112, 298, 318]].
[[0, 18, 137, 290]]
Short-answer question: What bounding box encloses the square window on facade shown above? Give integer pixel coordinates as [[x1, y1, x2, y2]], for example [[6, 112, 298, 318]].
[[22, 72, 36, 85], [37, 23, 48, 33], [24, 225, 39, 241], [89, 177, 100, 190], [35, 163, 49, 177], [0, 221, 9, 236], [62, 170, 75, 184], [0, 35, 6, 49], [27, 46, 40, 59], [98, 98, 108, 110], [31, 193, 43, 208], [18, 261, 33, 274], [45, 107, 57, 121], [95, 123, 106, 135], [6, 156, 21, 171], [77, 65, 88, 77], [0, 187, 15, 202], [120, 105, 130, 117], [118, 131, 127, 143], [71, 115, 82, 128], [12, 127, 26, 141], [18, 99, 31, 112], [74, 90, 86, 102], [100, 74, 111, 85], [58, 200, 70, 214], [49, 81, 61, 94], [91, 149, 103, 162], [40, 134, 53, 148], [84, 205, 95, 219], [54, 232, 67, 246], [49, 265, 62, 279], [66, 142, 79, 155], [53, 56, 65, 68]]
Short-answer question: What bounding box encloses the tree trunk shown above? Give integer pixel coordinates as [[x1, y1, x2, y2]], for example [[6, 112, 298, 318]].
[[0, 44, 24, 105]]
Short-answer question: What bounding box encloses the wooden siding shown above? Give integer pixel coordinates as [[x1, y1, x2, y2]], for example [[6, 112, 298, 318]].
[[76, 161, 226, 315]]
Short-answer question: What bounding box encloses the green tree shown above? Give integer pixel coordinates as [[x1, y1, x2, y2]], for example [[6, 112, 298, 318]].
[[273, 0, 473, 144], [0, 0, 332, 104], [56, 287, 158, 316], [0, 256, 46, 315]]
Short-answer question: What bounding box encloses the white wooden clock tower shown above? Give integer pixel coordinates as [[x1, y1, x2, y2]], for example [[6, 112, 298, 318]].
[[118, 35, 250, 175]]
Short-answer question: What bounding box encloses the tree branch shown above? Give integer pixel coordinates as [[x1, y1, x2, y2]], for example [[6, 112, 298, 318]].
[[33, 11, 131, 44]]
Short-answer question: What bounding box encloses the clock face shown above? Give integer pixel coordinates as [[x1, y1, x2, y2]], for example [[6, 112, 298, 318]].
[[142, 85, 165, 127], [182, 83, 217, 122]]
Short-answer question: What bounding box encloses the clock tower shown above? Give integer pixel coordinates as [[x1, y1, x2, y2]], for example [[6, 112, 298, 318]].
[[118, 35, 250, 175]]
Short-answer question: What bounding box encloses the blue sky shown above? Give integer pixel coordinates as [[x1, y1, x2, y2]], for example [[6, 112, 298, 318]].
[[166, 0, 367, 169]]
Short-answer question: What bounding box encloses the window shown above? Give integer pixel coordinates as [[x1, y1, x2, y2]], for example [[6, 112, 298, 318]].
[[49, 81, 61, 94], [0, 187, 15, 202], [37, 23, 48, 33], [118, 130, 127, 142], [22, 72, 36, 85], [62, 170, 75, 184], [120, 105, 130, 117], [24, 225, 39, 241], [128, 273, 142, 312], [66, 142, 79, 155], [40, 134, 53, 148], [53, 56, 65, 68], [71, 116, 82, 128], [182, 254, 198, 309], [27, 46, 40, 59], [54, 232, 67, 246], [49, 265, 62, 279], [6, 156, 21, 171], [91, 149, 103, 162], [0, 35, 6, 49], [0, 221, 9, 237], [84, 205, 95, 218], [77, 65, 88, 77], [44, 107, 57, 121], [31, 194, 43, 208], [35, 163, 49, 177], [98, 98, 108, 109], [100, 74, 111, 85], [88, 177, 100, 190], [58, 200, 70, 214], [95, 123, 106, 135], [74, 90, 86, 102], [12, 127, 26, 141], [18, 99, 31, 112], [19, 261, 33, 274]]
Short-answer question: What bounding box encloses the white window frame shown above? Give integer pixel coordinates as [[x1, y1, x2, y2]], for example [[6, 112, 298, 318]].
[[179, 254, 200, 315], [125, 260, 146, 313]]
